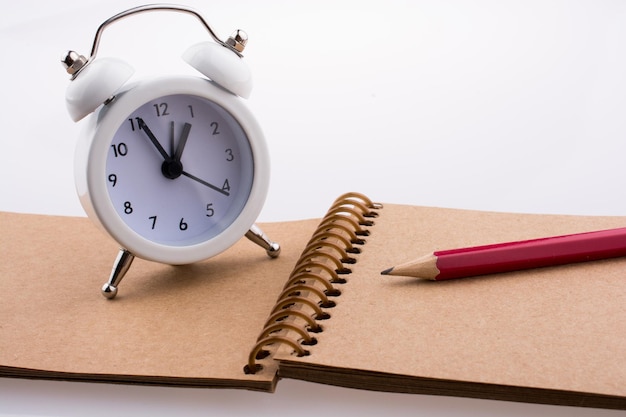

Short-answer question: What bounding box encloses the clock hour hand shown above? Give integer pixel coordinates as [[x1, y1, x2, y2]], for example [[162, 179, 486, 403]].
[[181, 171, 230, 197], [137, 118, 170, 161], [173, 122, 192, 163]]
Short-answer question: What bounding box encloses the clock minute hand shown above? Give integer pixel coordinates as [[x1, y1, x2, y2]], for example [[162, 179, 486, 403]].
[[181, 171, 230, 197], [173, 122, 192, 163], [137, 118, 171, 161]]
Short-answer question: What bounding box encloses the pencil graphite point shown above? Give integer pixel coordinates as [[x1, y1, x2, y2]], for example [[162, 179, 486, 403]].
[[380, 254, 440, 280]]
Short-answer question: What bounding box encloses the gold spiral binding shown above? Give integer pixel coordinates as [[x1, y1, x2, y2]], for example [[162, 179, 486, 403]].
[[262, 309, 321, 332], [244, 193, 381, 375], [332, 191, 381, 210], [321, 208, 370, 235], [302, 240, 355, 264], [259, 322, 316, 344], [293, 250, 348, 274], [277, 283, 333, 307], [246, 336, 309, 374], [315, 221, 365, 245], [309, 230, 358, 253], [328, 198, 378, 220], [289, 260, 341, 283], [270, 296, 327, 319], [324, 206, 374, 228], [283, 272, 336, 295]]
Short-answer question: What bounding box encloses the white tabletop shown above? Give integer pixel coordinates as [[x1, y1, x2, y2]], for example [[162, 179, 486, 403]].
[[1, 1, 624, 415]]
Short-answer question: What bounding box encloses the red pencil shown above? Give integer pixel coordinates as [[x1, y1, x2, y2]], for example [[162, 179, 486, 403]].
[[381, 227, 626, 280]]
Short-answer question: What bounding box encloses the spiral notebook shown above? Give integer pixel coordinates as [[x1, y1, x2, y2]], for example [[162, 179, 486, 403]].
[[1, 192, 625, 410]]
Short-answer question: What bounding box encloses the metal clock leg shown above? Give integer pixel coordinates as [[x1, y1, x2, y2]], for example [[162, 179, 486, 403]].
[[101, 248, 135, 299], [245, 224, 281, 258]]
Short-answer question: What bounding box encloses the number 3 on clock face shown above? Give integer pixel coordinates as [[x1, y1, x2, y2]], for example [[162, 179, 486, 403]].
[[76, 76, 270, 265]]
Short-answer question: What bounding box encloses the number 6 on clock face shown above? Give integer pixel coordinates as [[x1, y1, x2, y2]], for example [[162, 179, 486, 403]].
[[76, 76, 270, 265]]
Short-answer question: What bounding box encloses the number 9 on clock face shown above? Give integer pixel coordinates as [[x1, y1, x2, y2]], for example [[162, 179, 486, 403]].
[[76, 77, 270, 265]]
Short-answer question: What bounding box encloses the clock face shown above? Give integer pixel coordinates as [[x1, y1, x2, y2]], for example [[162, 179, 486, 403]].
[[104, 94, 254, 247]]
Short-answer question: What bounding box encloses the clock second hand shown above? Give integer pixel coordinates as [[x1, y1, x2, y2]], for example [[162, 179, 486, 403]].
[[181, 171, 230, 197]]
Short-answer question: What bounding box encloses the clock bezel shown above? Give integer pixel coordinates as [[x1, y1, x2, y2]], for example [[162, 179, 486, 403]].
[[74, 75, 270, 265]]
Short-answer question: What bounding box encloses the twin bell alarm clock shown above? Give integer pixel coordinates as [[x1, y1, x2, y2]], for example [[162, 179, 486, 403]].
[[61, 4, 279, 299]]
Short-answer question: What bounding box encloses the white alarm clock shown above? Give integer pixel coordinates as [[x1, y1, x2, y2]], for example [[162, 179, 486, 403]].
[[62, 5, 279, 299]]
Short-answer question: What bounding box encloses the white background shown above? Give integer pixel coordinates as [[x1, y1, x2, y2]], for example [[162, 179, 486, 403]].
[[1, 1, 625, 416]]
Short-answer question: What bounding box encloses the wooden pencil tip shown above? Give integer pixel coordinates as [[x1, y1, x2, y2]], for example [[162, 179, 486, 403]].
[[381, 267, 394, 276]]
